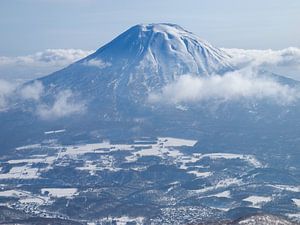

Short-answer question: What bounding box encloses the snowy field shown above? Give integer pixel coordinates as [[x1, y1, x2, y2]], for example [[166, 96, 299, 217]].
[[0, 136, 299, 222]]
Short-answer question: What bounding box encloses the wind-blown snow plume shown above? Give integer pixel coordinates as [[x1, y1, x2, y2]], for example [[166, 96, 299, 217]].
[[149, 69, 300, 105]]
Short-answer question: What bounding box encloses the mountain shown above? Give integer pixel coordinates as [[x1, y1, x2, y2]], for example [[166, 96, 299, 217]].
[[1, 23, 300, 151], [40, 23, 232, 95], [0, 23, 300, 224], [36, 23, 233, 115]]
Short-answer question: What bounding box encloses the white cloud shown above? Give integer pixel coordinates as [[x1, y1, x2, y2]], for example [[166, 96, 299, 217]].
[[2, 47, 300, 82], [0, 79, 84, 119], [36, 90, 85, 120], [223, 47, 300, 80], [0, 49, 92, 81], [1, 47, 300, 113], [83, 58, 112, 69], [149, 69, 300, 105], [0, 80, 45, 111], [0, 49, 92, 66], [19, 81, 44, 101], [0, 79, 17, 111]]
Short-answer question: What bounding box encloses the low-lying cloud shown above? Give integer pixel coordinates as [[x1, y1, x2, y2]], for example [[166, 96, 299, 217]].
[[36, 90, 85, 120], [1, 47, 300, 115], [0, 79, 17, 110], [1, 47, 300, 82], [223, 47, 300, 80], [0, 80, 85, 119], [0, 49, 92, 82], [83, 58, 112, 69], [19, 81, 44, 101], [0, 49, 92, 67], [149, 47, 300, 105], [149, 69, 300, 105]]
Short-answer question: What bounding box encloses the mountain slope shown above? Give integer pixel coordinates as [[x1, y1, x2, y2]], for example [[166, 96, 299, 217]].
[[39, 23, 233, 103], [1, 23, 300, 153]]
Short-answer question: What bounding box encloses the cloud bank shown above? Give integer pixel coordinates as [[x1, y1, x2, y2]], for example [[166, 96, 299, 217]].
[[0, 49, 92, 66], [0, 80, 85, 119], [1, 47, 300, 115], [36, 90, 85, 120], [1, 47, 300, 82], [0, 49, 92, 81], [0, 79, 17, 110], [223, 47, 300, 80], [19, 81, 44, 101], [149, 69, 300, 105], [149, 47, 300, 105]]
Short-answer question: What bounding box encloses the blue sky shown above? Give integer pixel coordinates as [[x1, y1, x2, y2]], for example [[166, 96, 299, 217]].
[[1, 0, 300, 56]]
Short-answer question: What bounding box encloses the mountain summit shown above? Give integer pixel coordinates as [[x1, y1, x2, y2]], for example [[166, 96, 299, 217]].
[[40, 23, 233, 103], [87, 23, 233, 77]]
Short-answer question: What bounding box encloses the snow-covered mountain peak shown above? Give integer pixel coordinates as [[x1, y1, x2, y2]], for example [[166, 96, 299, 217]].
[[82, 23, 233, 84], [120, 23, 207, 44], [40, 23, 234, 103], [128, 23, 192, 38]]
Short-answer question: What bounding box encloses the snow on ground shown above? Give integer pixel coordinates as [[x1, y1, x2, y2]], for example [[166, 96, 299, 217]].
[[213, 190, 231, 198], [7, 137, 263, 182], [292, 198, 300, 207], [187, 170, 212, 178], [198, 153, 263, 168], [16, 144, 41, 151], [44, 129, 66, 135], [60, 141, 139, 157], [243, 195, 272, 208], [0, 189, 49, 206], [0, 136, 262, 184], [286, 213, 300, 221], [98, 216, 144, 225], [158, 137, 197, 147], [8, 158, 45, 164], [190, 178, 243, 195], [62, 142, 112, 156], [76, 155, 120, 174], [216, 178, 243, 189], [237, 214, 296, 225], [268, 184, 300, 192], [193, 190, 232, 202], [41, 188, 78, 198], [124, 137, 195, 163], [76, 161, 98, 175], [0, 155, 59, 180], [19, 197, 46, 205], [126, 144, 183, 161], [8, 156, 56, 164], [0, 190, 30, 197], [4, 137, 199, 179], [0, 166, 39, 179]]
